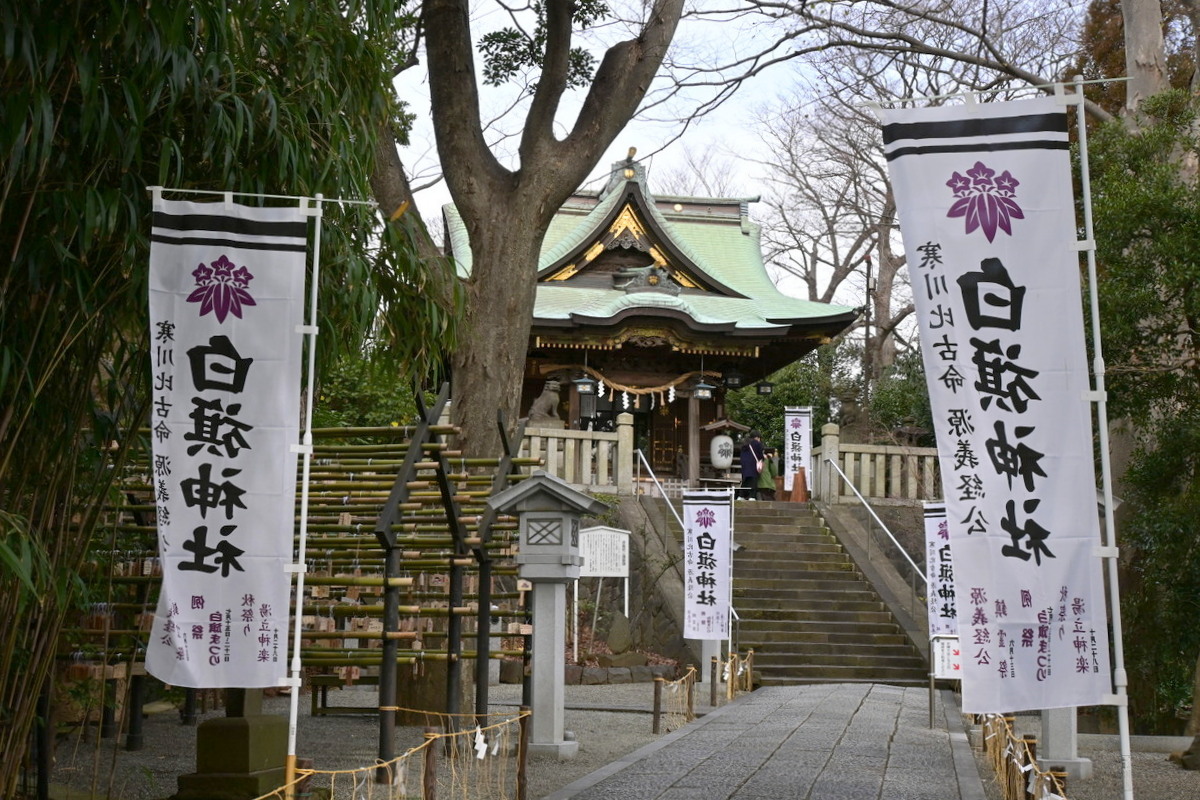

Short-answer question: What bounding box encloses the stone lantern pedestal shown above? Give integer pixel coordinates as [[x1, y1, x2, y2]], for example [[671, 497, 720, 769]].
[[487, 471, 608, 759]]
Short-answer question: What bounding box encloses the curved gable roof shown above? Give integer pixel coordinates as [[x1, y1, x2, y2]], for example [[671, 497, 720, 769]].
[[441, 163, 857, 333]]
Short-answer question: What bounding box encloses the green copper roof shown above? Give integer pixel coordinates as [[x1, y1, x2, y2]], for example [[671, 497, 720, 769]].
[[442, 163, 856, 329]]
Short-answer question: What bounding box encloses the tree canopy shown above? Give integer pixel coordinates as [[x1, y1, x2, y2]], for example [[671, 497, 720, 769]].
[[0, 2, 458, 788]]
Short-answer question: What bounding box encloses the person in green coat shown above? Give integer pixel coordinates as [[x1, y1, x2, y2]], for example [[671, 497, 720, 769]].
[[757, 447, 778, 501]]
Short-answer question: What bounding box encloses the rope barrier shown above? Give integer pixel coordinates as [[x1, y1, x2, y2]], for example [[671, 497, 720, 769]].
[[979, 714, 1070, 800]]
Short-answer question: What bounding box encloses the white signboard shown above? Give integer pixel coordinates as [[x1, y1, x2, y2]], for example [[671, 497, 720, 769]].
[[681, 490, 733, 639], [882, 97, 1111, 713], [924, 502, 957, 637], [580, 526, 630, 578], [932, 636, 963, 681], [783, 406, 813, 492], [146, 198, 307, 688]]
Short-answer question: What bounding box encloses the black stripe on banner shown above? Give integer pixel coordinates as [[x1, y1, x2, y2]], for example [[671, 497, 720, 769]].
[[150, 233, 308, 253], [881, 112, 1067, 145], [152, 211, 308, 240], [884, 139, 1070, 162]]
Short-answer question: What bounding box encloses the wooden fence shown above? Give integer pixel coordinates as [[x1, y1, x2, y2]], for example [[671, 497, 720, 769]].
[[811, 423, 942, 505], [520, 412, 634, 494]]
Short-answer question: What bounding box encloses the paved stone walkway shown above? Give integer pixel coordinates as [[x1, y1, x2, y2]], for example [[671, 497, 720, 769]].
[[543, 683, 987, 800]]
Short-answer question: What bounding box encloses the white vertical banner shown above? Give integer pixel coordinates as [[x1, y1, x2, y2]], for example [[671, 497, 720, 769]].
[[923, 502, 957, 637], [782, 406, 813, 492], [146, 198, 307, 687], [682, 490, 732, 639], [881, 97, 1111, 712]]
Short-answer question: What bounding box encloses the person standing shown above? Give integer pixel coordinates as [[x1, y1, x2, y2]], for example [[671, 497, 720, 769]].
[[757, 447, 778, 501], [739, 430, 764, 500]]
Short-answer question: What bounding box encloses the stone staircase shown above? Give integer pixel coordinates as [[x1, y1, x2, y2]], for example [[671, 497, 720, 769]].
[[730, 501, 927, 686]]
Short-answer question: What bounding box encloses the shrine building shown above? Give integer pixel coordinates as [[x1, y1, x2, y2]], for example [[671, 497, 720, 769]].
[[443, 155, 856, 485]]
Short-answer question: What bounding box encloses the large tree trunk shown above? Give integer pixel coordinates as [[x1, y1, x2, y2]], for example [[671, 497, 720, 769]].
[[1120, 0, 1170, 115], [449, 216, 545, 458], [414, 0, 683, 457]]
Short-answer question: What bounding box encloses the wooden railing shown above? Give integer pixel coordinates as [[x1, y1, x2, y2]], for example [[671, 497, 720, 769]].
[[812, 423, 942, 504], [520, 412, 634, 494]]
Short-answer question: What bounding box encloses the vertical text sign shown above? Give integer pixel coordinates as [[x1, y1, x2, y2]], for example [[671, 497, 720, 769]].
[[681, 490, 732, 640], [782, 406, 813, 493], [146, 198, 307, 687], [882, 98, 1111, 713]]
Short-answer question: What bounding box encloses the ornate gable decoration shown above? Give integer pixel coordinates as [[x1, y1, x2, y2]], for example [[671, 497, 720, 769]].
[[544, 201, 703, 291]]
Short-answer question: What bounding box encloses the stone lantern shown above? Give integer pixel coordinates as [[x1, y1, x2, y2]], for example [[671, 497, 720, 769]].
[[487, 471, 608, 758]]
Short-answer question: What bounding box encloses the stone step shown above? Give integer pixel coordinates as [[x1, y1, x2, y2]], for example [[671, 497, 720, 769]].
[[729, 566, 864, 585], [732, 587, 881, 603], [735, 629, 912, 646], [737, 619, 905, 636], [747, 642, 926, 663], [733, 595, 885, 612], [755, 666, 928, 687], [734, 576, 871, 592], [733, 537, 843, 552], [735, 607, 899, 624], [733, 522, 827, 534]]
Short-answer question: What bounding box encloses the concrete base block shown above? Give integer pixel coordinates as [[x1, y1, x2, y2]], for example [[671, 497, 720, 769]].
[[528, 740, 579, 759], [1043, 756, 1093, 781]]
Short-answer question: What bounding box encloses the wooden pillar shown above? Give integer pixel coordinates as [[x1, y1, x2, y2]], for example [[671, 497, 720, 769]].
[[687, 394, 700, 486]]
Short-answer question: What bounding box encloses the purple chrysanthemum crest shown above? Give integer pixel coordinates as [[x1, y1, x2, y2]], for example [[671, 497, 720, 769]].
[[695, 508, 716, 528], [187, 255, 256, 323], [946, 161, 1024, 242]]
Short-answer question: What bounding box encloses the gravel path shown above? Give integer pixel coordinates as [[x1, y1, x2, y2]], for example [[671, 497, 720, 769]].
[[46, 683, 1200, 799], [47, 682, 686, 800]]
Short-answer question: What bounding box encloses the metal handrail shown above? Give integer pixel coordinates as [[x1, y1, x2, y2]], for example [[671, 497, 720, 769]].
[[824, 458, 925, 581], [634, 449, 740, 662], [823, 457, 927, 622], [634, 449, 685, 528]]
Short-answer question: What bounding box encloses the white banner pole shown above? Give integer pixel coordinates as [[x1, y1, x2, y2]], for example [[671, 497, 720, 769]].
[[1072, 76, 1134, 800], [283, 193, 323, 795]]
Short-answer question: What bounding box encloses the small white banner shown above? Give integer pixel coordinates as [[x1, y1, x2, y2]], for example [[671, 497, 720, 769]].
[[146, 198, 307, 687], [681, 490, 732, 639], [782, 406, 813, 492], [580, 526, 630, 578], [924, 502, 957, 637], [882, 97, 1111, 713]]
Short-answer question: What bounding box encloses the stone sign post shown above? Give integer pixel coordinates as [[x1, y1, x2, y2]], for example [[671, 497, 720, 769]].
[[487, 471, 607, 759]]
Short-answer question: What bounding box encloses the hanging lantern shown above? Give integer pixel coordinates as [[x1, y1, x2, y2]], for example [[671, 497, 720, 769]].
[[723, 367, 744, 389], [710, 431, 734, 470], [573, 374, 597, 396], [756, 380, 775, 396], [693, 354, 714, 400]]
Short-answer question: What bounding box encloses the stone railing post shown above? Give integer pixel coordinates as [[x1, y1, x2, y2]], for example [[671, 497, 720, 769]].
[[616, 412, 634, 494], [820, 423, 841, 503]]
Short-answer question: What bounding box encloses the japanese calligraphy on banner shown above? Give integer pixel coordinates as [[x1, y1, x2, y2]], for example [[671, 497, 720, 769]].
[[681, 490, 732, 639], [924, 502, 957, 638], [782, 406, 813, 492], [146, 198, 307, 687], [881, 97, 1111, 713]]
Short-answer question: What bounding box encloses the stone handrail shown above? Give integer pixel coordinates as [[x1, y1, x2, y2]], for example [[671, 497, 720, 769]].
[[520, 412, 634, 494], [812, 423, 942, 504]]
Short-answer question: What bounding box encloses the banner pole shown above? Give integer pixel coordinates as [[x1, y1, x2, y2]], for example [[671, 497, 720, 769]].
[[1072, 76, 1134, 800], [284, 193, 325, 797]]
